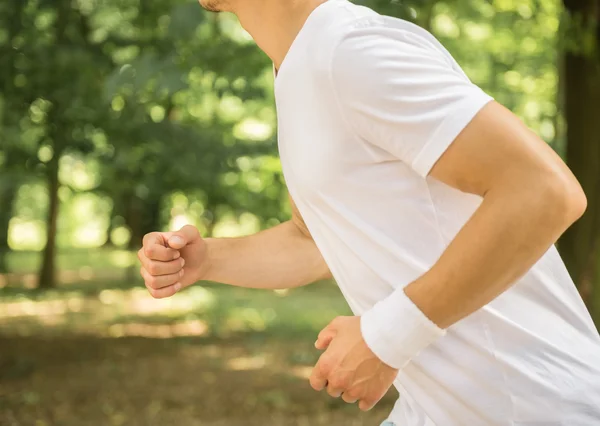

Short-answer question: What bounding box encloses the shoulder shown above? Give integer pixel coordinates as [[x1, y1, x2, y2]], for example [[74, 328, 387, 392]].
[[301, 1, 379, 77], [306, 2, 456, 88], [331, 20, 455, 80]]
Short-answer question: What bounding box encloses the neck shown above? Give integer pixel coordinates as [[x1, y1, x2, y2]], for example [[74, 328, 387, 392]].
[[231, 0, 328, 70]]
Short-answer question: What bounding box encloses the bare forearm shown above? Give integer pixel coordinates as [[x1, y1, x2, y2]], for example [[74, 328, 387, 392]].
[[405, 179, 586, 329], [203, 221, 331, 289]]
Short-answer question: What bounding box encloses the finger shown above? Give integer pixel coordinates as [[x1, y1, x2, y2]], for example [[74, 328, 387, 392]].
[[341, 390, 360, 404], [142, 243, 180, 262], [167, 225, 200, 249], [326, 371, 351, 398], [142, 257, 185, 277], [358, 399, 374, 412], [141, 267, 183, 290], [309, 367, 328, 392], [143, 232, 166, 247], [315, 318, 341, 350], [358, 395, 382, 412], [145, 281, 182, 299], [310, 352, 335, 391], [316, 316, 356, 350], [315, 329, 336, 350], [326, 384, 343, 398]]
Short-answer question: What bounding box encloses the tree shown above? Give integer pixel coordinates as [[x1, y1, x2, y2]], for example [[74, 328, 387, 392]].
[[558, 0, 600, 324], [6, 0, 113, 287], [98, 2, 281, 246], [0, 1, 30, 273]]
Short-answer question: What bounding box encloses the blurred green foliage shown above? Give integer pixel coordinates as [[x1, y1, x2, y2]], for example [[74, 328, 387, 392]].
[[0, 0, 287, 287], [0, 0, 598, 309]]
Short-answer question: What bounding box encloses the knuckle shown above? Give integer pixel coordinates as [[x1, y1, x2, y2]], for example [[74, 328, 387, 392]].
[[182, 225, 198, 237], [365, 391, 378, 402], [144, 246, 154, 258], [319, 356, 335, 374], [333, 316, 347, 325], [147, 276, 159, 289], [147, 263, 159, 275], [328, 377, 346, 389]]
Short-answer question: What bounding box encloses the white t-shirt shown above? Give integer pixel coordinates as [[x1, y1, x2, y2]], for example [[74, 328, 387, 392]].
[[274, 1, 600, 424]]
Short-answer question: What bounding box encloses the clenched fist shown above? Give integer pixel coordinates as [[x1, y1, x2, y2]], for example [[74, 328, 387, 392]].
[[137, 225, 209, 298]]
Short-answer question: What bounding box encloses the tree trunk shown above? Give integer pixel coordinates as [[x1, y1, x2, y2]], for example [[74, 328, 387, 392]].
[[140, 197, 162, 238], [126, 196, 144, 251], [103, 210, 117, 248], [125, 195, 144, 282], [37, 155, 61, 289], [558, 0, 600, 326], [0, 2, 26, 274], [0, 177, 18, 273]]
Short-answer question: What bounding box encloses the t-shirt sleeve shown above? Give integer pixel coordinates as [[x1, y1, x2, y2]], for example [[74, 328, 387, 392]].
[[330, 30, 494, 177]]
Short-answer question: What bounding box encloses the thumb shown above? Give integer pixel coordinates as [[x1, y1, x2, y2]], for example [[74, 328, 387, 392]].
[[315, 331, 336, 350], [167, 225, 201, 249], [315, 317, 342, 350]]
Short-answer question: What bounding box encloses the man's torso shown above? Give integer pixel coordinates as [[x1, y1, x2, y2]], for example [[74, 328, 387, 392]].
[[274, 1, 600, 424]]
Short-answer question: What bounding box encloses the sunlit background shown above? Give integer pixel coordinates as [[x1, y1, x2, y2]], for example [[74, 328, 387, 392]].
[[1, 0, 599, 425]]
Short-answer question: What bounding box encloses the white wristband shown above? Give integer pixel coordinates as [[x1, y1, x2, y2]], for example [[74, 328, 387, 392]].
[[360, 287, 446, 370]]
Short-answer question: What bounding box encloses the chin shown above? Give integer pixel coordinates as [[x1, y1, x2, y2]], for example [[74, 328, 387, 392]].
[[199, 0, 223, 12]]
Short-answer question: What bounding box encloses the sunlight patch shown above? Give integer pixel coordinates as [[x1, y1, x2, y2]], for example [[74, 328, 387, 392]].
[[290, 365, 313, 380], [226, 355, 267, 371], [107, 320, 208, 338]]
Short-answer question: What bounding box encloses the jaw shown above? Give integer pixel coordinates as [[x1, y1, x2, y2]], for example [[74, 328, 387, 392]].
[[199, 0, 236, 13], [199, 0, 223, 12]]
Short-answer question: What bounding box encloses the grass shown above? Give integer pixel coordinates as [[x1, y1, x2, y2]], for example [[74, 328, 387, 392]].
[[5, 247, 137, 273], [0, 257, 397, 426]]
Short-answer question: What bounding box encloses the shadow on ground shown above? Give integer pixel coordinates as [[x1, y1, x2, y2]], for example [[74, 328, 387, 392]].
[[0, 335, 397, 426], [0, 279, 397, 426]]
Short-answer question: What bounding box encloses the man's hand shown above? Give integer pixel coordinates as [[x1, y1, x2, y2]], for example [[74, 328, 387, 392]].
[[137, 225, 209, 298], [310, 316, 398, 411]]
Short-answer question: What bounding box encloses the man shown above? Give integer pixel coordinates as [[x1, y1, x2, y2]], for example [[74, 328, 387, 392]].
[[137, 0, 600, 424]]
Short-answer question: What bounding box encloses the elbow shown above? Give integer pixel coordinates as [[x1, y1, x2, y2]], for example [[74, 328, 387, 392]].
[[541, 171, 587, 226], [569, 183, 587, 222]]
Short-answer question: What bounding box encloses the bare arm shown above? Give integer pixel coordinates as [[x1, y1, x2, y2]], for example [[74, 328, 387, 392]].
[[204, 196, 331, 289], [359, 101, 587, 370], [405, 101, 586, 328], [137, 195, 331, 298], [308, 102, 587, 413]]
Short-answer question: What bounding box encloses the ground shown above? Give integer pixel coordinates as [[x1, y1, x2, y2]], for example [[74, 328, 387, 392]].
[[0, 250, 397, 426]]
